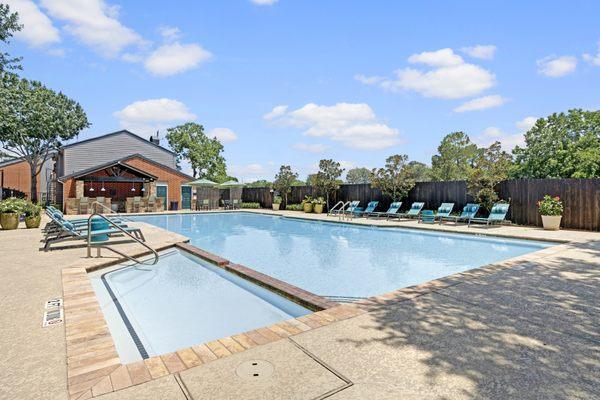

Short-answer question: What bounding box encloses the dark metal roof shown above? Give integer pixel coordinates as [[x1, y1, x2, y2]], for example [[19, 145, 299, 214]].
[[60, 129, 177, 156]]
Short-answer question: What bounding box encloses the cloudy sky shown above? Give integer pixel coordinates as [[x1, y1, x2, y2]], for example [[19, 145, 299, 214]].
[[5, 0, 600, 181]]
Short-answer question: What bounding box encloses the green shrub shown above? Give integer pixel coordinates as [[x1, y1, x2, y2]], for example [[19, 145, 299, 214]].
[[0, 197, 27, 214], [285, 203, 303, 211], [241, 202, 261, 209], [23, 201, 42, 217], [273, 196, 282, 204], [537, 195, 563, 216]]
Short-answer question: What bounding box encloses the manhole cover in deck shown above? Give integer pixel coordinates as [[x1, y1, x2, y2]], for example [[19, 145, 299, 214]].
[[236, 360, 274, 380]]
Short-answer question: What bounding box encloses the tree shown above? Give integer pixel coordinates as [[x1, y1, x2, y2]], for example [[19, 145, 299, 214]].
[[306, 173, 318, 186], [345, 167, 372, 184], [511, 109, 600, 178], [166, 122, 227, 180], [246, 180, 272, 188], [468, 142, 512, 211], [371, 154, 415, 201], [273, 165, 298, 206], [314, 159, 344, 210], [430, 132, 478, 181], [0, 3, 22, 71], [404, 161, 431, 182], [0, 73, 89, 202]]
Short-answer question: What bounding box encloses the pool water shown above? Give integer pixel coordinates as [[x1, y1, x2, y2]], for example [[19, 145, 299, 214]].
[[90, 249, 310, 362], [131, 212, 552, 299]]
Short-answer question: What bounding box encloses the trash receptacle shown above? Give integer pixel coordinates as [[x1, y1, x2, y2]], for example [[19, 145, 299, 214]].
[[170, 201, 179, 211]]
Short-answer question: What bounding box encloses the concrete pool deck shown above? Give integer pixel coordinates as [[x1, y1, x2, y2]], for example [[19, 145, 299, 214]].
[[0, 211, 599, 399]]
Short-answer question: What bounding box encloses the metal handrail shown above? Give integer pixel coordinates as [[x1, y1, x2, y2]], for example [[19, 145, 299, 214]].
[[86, 213, 159, 266], [90, 201, 132, 221], [327, 200, 348, 216]]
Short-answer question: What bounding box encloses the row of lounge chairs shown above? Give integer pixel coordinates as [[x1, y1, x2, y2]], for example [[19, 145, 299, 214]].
[[331, 201, 511, 226], [42, 206, 144, 251]]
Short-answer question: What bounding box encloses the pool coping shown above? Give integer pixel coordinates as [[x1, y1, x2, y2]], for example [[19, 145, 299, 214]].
[[61, 229, 572, 399]]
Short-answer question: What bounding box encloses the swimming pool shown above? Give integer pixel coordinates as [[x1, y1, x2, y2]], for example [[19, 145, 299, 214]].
[[89, 249, 310, 362], [131, 212, 552, 299]]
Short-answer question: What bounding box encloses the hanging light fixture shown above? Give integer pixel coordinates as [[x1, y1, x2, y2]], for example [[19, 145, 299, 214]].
[[89, 181, 94, 192], [100, 180, 106, 192], [131, 180, 136, 192]]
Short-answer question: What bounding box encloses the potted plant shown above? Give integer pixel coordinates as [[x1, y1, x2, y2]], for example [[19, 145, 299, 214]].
[[302, 195, 314, 213], [272, 196, 282, 211], [24, 201, 42, 228], [313, 197, 325, 214], [537, 195, 563, 230], [0, 197, 25, 230]]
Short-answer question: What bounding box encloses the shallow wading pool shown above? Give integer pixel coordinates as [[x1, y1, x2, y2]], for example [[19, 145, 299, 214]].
[[90, 249, 310, 363], [130, 212, 552, 300]]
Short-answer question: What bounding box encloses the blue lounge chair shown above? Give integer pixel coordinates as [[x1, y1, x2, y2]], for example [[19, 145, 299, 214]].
[[443, 203, 480, 224], [468, 203, 511, 227], [339, 200, 360, 217], [398, 202, 425, 219], [330, 200, 359, 215], [434, 203, 454, 224], [368, 201, 402, 219], [43, 217, 145, 251], [352, 201, 379, 217], [418, 210, 435, 224]]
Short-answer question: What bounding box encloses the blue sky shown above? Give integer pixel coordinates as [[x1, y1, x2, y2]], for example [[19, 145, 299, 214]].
[[5, 0, 600, 181]]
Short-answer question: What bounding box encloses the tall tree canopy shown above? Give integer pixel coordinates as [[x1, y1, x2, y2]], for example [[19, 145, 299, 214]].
[[345, 167, 372, 184], [430, 131, 478, 181], [0, 73, 89, 201], [371, 154, 415, 201], [468, 142, 512, 211], [314, 159, 344, 210], [405, 161, 431, 182], [166, 122, 227, 181], [0, 3, 22, 71], [273, 165, 298, 205], [511, 109, 600, 178]]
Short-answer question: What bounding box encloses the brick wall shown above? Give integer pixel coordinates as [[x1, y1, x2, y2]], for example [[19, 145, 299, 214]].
[[0, 160, 40, 196]]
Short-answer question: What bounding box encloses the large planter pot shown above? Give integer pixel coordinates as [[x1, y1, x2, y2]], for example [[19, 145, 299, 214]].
[[272, 203, 280, 211], [314, 204, 324, 214], [25, 215, 41, 228], [541, 215, 562, 231], [0, 213, 20, 230], [303, 203, 313, 213]]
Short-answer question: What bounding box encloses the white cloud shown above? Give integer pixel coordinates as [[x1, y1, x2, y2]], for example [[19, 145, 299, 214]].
[[460, 45, 497, 60], [228, 163, 267, 182], [267, 102, 402, 150], [113, 98, 196, 136], [294, 143, 328, 153], [370, 48, 496, 99], [158, 26, 180, 42], [40, 0, 144, 57], [354, 74, 385, 85], [475, 126, 525, 151], [250, 0, 278, 5], [516, 116, 537, 131], [209, 128, 238, 143], [262, 105, 289, 121], [408, 48, 464, 67], [582, 41, 600, 66], [144, 42, 212, 76], [537, 55, 577, 77], [6, 0, 60, 46], [453, 95, 506, 113]]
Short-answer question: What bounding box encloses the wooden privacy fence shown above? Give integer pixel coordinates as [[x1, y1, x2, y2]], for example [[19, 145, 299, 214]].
[[241, 179, 600, 231]]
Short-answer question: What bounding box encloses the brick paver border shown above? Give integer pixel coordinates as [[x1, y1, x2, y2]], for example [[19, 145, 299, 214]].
[[62, 238, 571, 399]]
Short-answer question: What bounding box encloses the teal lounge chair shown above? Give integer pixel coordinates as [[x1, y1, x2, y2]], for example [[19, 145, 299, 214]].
[[330, 200, 358, 215], [340, 201, 360, 217], [444, 203, 480, 224], [418, 210, 435, 224], [468, 203, 511, 227], [352, 201, 379, 217], [434, 203, 454, 224], [43, 217, 144, 251], [398, 202, 425, 219], [369, 202, 402, 219]]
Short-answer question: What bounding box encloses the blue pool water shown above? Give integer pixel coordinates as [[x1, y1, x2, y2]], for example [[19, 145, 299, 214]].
[[90, 249, 310, 362], [130, 213, 552, 299]]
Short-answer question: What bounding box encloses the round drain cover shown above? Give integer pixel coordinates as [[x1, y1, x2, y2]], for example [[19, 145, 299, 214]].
[[235, 360, 274, 380]]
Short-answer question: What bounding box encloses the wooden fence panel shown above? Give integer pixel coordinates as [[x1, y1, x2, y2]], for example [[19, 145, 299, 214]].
[[241, 179, 600, 231], [241, 187, 273, 208]]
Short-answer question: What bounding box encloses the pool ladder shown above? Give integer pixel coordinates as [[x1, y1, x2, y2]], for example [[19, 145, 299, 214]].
[[328, 200, 351, 217], [86, 212, 159, 266]]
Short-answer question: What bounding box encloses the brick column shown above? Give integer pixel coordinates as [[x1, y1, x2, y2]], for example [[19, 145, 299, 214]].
[[75, 180, 84, 198]]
